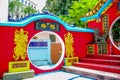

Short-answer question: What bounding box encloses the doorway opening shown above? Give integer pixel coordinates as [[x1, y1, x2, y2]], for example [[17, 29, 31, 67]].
[[109, 17, 120, 50], [27, 31, 65, 70]]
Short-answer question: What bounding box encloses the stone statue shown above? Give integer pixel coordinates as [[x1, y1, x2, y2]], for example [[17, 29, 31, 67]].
[[94, 28, 106, 44]]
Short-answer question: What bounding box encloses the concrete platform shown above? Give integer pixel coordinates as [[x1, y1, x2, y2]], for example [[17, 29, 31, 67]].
[[3, 70, 34, 80], [62, 66, 120, 80], [23, 71, 95, 80]]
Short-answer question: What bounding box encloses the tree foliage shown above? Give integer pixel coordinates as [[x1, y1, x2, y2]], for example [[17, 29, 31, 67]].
[[112, 19, 120, 41], [69, 0, 98, 21], [9, 0, 37, 20], [9, 0, 23, 20], [67, 0, 99, 27], [23, 6, 37, 16], [44, 0, 99, 27], [43, 0, 79, 16]]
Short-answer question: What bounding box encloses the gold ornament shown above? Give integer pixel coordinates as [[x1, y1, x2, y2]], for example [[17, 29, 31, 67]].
[[64, 32, 74, 58], [13, 29, 28, 60], [41, 23, 46, 29], [50, 24, 55, 29]]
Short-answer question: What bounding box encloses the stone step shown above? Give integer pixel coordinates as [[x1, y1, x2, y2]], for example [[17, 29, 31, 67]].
[[72, 62, 120, 74], [87, 55, 120, 60], [62, 66, 120, 80], [80, 58, 120, 66]]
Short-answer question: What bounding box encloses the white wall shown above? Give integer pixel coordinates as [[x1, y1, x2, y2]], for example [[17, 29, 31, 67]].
[[30, 0, 47, 12], [0, 0, 8, 22], [34, 32, 61, 43]]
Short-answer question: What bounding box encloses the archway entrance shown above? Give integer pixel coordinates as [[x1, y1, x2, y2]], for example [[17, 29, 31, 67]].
[[109, 17, 120, 50], [27, 31, 65, 70]]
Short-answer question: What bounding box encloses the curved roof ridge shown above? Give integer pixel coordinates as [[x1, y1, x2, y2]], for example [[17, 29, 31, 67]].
[[80, 0, 113, 22]]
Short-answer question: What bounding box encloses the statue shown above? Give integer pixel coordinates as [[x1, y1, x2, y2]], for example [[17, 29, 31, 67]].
[[13, 29, 28, 60], [64, 32, 74, 57], [94, 28, 106, 44]]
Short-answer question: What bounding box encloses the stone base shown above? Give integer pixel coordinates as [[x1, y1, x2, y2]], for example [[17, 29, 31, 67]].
[[3, 70, 34, 80]]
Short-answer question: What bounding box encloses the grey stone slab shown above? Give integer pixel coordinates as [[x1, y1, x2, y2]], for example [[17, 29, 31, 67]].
[[3, 70, 34, 80]]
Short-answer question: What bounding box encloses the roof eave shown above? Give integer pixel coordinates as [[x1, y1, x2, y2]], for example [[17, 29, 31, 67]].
[[80, 0, 113, 22]]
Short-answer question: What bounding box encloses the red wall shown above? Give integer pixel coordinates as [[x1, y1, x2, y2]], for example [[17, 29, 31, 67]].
[[0, 19, 94, 78], [88, 20, 102, 35], [88, 1, 120, 55]]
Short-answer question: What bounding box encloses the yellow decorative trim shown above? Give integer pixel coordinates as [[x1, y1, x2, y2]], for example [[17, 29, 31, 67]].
[[85, 0, 107, 17], [102, 14, 109, 36], [97, 44, 108, 55], [9, 61, 30, 73], [102, 3, 113, 14], [87, 19, 96, 22], [65, 57, 78, 66], [13, 29, 28, 60], [87, 45, 95, 55], [64, 32, 74, 58]]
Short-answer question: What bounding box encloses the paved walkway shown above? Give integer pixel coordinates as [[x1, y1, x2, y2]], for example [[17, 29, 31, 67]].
[[23, 71, 95, 80]]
